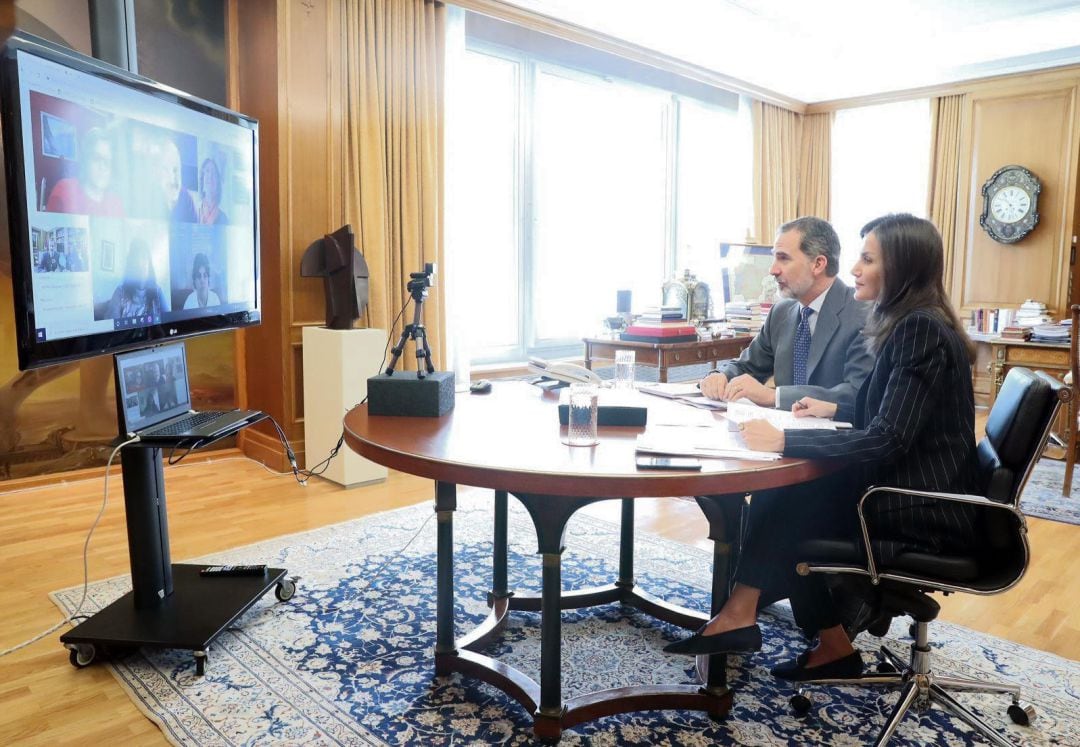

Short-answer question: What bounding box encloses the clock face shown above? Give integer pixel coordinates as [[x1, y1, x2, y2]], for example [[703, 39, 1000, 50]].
[[990, 185, 1031, 224], [979, 165, 1041, 244]]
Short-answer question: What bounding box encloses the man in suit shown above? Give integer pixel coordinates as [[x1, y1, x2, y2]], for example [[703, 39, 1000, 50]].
[[701, 216, 873, 412]]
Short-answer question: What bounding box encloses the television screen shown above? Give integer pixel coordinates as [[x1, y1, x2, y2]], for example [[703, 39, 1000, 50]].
[[0, 33, 260, 370]]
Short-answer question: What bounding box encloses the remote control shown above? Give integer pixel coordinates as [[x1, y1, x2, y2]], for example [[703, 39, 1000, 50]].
[[200, 564, 267, 577]]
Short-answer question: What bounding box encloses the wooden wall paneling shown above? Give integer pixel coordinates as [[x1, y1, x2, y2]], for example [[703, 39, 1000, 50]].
[[951, 82, 1080, 316], [231, 0, 352, 470], [233, 0, 288, 469]]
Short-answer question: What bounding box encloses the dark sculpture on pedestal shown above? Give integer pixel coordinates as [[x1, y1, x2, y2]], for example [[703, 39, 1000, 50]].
[[300, 224, 369, 329]]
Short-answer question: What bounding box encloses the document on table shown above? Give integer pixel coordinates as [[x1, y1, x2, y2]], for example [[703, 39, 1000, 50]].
[[638, 382, 728, 410], [635, 425, 781, 461], [646, 406, 721, 427], [724, 401, 852, 430]]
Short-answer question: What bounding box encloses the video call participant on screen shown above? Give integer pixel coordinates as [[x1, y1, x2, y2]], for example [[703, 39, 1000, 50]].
[[666, 214, 980, 684], [700, 216, 873, 413], [105, 237, 164, 321], [45, 127, 125, 217], [159, 139, 197, 222], [139, 360, 163, 416], [198, 157, 228, 225], [182, 252, 221, 309]]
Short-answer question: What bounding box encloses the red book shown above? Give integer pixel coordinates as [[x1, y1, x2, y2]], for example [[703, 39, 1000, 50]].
[[625, 324, 697, 337]]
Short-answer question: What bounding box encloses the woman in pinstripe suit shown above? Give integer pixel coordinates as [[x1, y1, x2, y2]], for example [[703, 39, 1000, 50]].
[[664, 214, 979, 682]]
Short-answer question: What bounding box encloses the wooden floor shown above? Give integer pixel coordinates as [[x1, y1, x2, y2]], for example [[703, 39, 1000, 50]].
[[0, 450, 1077, 745]]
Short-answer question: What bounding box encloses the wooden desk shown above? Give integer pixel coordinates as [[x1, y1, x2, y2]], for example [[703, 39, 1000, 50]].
[[343, 382, 837, 742], [988, 337, 1072, 445], [583, 335, 753, 383]]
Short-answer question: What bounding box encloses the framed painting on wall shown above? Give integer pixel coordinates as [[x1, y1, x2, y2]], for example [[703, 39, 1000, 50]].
[[720, 243, 776, 303]]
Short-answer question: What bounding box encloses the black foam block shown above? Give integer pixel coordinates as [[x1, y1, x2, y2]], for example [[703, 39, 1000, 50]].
[[557, 403, 647, 426], [367, 371, 455, 417]]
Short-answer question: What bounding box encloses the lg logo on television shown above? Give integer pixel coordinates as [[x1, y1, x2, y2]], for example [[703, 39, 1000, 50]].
[[169, 328, 178, 335]]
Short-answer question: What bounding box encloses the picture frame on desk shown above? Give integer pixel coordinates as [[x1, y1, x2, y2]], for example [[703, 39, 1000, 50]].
[[720, 243, 775, 304]]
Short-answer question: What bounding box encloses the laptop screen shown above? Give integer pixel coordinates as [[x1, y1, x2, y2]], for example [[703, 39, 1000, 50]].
[[115, 343, 191, 433]]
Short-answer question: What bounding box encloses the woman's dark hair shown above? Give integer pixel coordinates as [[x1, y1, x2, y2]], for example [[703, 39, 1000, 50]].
[[860, 213, 974, 361], [122, 237, 159, 296], [199, 157, 221, 202], [191, 252, 211, 285]]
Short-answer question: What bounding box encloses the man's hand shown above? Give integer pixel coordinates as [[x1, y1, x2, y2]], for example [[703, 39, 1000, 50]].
[[792, 396, 838, 419], [700, 372, 728, 400], [738, 419, 784, 452], [724, 374, 775, 406]]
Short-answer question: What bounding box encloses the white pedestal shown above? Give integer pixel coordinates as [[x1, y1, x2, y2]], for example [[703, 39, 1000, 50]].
[[302, 326, 388, 487]]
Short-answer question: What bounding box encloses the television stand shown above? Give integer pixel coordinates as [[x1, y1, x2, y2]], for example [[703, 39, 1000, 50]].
[[60, 423, 292, 676]]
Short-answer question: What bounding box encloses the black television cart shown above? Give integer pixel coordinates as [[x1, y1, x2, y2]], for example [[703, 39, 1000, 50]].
[[60, 419, 294, 676]]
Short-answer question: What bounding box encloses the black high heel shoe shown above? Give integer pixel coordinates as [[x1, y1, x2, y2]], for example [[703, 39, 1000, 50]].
[[662, 623, 762, 656]]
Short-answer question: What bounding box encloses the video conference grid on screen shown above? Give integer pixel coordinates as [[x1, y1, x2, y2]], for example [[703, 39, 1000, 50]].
[[15, 50, 258, 344]]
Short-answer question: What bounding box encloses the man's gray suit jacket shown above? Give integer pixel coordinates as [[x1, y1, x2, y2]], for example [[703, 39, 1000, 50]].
[[715, 279, 874, 411]]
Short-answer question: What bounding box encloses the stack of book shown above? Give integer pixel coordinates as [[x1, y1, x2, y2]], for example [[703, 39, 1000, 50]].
[[1015, 300, 1052, 328], [621, 306, 697, 343], [998, 325, 1032, 341], [1030, 323, 1070, 344], [725, 300, 766, 335]]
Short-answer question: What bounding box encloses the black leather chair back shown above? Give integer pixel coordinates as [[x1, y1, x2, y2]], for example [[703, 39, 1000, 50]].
[[978, 368, 1063, 505], [968, 368, 1064, 591]]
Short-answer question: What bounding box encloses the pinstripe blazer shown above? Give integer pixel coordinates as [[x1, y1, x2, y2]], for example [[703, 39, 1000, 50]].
[[783, 310, 980, 559]]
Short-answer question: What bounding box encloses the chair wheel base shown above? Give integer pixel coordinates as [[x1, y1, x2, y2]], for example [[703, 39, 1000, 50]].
[[790, 690, 812, 716], [1008, 702, 1036, 726]]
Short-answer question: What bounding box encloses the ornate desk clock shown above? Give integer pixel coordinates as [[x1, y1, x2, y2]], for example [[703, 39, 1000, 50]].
[[662, 269, 712, 322], [979, 165, 1041, 244]]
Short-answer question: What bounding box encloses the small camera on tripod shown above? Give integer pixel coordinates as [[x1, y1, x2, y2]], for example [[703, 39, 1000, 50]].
[[368, 261, 455, 416], [407, 262, 437, 294]]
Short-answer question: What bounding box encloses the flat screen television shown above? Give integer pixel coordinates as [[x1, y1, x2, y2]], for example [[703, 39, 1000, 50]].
[[0, 32, 260, 370]]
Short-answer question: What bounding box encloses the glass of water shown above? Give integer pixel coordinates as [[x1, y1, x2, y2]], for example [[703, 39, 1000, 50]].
[[564, 382, 599, 446], [614, 349, 636, 389]]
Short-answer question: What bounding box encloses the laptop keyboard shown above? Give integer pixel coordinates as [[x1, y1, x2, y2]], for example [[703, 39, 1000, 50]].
[[147, 411, 228, 436]]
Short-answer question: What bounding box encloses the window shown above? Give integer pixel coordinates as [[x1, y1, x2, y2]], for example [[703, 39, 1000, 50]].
[[447, 41, 752, 364], [831, 100, 931, 281]]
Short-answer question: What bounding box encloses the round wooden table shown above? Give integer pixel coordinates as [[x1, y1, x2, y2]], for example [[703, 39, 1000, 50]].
[[344, 381, 838, 742]]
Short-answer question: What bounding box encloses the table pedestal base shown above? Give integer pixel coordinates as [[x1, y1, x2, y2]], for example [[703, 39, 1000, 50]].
[[434, 484, 745, 742]]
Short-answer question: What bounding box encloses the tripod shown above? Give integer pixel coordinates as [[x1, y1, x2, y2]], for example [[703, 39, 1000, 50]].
[[384, 273, 436, 379]]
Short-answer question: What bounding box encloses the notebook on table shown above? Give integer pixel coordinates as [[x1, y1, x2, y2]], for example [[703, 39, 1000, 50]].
[[114, 342, 261, 443]]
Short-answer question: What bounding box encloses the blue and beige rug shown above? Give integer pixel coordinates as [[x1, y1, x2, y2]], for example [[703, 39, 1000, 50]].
[[53, 493, 1079, 746], [1020, 459, 1080, 525]]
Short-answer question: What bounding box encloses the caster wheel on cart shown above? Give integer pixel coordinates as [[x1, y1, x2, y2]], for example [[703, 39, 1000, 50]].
[[68, 643, 96, 668], [275, 578, 297, 602]]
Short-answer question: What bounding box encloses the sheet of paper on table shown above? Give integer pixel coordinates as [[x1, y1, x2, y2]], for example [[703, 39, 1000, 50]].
[[723, 401, 852, 430], [635, 425, 781, 461], [646, 406, 721, 427], [638, 382, 728, 410]]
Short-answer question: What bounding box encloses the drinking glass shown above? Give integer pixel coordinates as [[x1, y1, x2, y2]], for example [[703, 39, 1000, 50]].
[[614, 350, 636, 389], [564, 382, 599, 446]]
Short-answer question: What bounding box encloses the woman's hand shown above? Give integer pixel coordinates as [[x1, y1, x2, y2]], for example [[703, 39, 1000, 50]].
[[738, 419, 784, 452], [792, 397, 837, 419]]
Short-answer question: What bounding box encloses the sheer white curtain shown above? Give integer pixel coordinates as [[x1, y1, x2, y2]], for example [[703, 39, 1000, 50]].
[[831, 99, 931, 281]]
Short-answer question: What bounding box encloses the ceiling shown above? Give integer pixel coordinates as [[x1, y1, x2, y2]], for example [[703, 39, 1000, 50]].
[[497, 0, 1080, 103]]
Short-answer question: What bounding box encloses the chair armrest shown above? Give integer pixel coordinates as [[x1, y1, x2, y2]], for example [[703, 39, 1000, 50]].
[[853, 485, 1023, 582]]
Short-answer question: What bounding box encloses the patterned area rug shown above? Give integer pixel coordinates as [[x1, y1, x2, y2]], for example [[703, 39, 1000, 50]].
[[52, 493, 1079, 746], [1019, 459, 1080, 525]]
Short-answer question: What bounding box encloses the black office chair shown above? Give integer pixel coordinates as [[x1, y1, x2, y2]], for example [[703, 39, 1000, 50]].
[[787, 367, 1067, 747]]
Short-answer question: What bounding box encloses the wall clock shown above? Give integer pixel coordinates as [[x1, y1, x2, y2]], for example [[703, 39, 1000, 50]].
[[979, 165, 1041, 244]]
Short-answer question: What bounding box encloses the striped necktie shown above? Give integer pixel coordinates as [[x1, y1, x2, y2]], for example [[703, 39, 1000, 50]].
[[793, 306, 813, 387]]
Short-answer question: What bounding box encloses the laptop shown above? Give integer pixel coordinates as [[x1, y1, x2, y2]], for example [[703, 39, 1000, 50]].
[[115, 342, 261, 443]]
